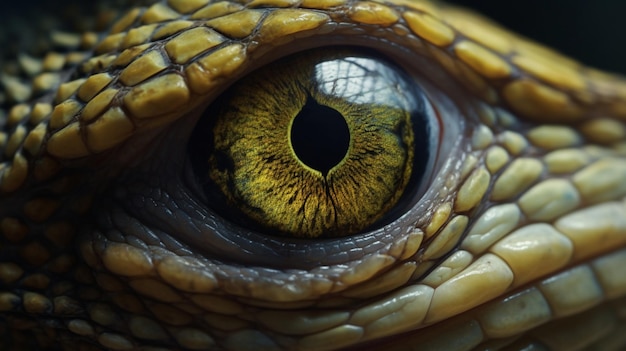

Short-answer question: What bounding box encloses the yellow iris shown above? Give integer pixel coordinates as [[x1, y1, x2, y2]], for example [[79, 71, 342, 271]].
[[205, 50, 421, 238]]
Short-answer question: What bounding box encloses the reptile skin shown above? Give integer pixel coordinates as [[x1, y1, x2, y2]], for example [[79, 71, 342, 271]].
[[2, 0, 626, 350]]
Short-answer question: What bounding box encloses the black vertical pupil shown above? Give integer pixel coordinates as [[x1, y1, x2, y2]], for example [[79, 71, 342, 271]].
[[290, 97, 350, 176]]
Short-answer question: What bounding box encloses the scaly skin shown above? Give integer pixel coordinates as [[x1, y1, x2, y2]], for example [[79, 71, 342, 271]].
[[2, 1, 626, 350]]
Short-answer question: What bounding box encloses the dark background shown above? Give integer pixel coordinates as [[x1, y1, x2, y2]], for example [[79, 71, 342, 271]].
[[447, 0, 626, 75], [3, 1, 626, 75]]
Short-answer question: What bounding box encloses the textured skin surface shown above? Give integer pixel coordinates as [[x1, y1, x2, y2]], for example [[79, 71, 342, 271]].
[[1, 0, 626, 350]]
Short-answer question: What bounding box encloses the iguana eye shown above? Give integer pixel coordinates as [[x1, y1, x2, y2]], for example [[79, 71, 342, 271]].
[[188, 48, 440, 238]]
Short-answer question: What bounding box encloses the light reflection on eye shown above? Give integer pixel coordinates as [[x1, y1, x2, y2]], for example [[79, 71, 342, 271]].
[[316, 57, 419, 111]]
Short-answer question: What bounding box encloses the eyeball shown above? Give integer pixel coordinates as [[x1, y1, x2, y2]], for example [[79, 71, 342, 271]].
[[189, 48, 440, 238]]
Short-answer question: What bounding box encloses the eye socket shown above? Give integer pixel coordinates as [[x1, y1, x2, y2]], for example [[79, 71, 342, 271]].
[[188, 48, 439, 238]]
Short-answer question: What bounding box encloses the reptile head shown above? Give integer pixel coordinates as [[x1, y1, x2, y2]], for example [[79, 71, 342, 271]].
[[1, 1, 626, 350]]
